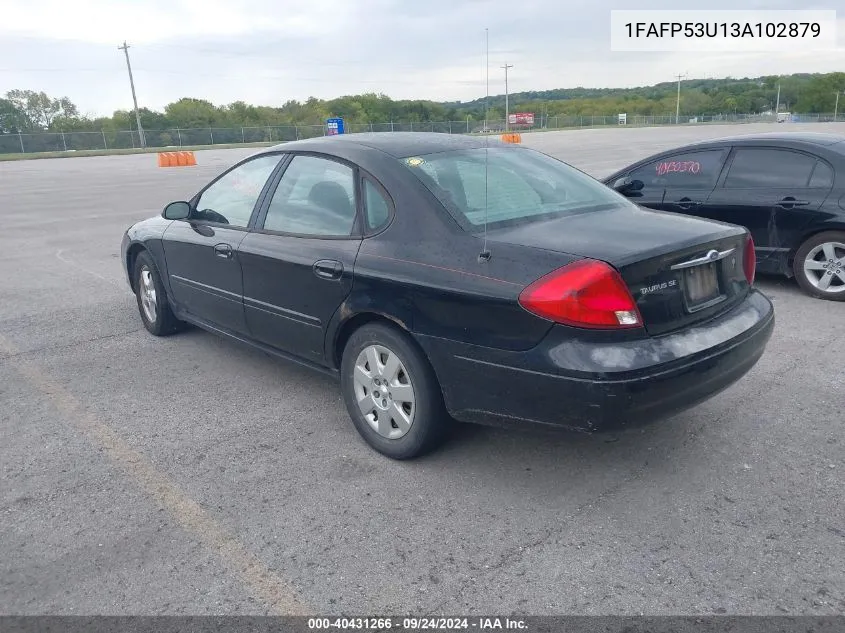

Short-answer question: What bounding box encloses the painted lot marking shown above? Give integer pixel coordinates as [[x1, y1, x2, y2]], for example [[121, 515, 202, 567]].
[[0, 331, 311, 615]]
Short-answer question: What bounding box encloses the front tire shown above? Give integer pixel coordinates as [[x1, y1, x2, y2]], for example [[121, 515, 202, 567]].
[[340, 323, 449, 459], [134, 250, 182, 335], [793, 232, 845, 301]]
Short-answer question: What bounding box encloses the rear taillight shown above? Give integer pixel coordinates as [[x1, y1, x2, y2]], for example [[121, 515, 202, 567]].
[[744, 234, 756, 285], [518, 259, 642, 329]]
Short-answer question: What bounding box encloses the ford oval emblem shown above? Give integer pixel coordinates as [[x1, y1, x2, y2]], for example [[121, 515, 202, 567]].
[[707, 249, 719, 261]]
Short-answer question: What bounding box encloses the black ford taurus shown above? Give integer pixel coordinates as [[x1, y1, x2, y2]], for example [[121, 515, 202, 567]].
[[121, 133, 774, 459], [604, 132, 845, 301]]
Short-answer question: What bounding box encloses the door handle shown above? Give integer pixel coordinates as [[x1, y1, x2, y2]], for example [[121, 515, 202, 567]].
[[675, 197, 702, 210], [313, 259, 343, 280], [777, 197, 810, 208], [213, 243, 233, 259]]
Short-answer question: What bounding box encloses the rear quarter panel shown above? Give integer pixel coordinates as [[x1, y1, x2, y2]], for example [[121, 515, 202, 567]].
[[328, 154, 575, 359]]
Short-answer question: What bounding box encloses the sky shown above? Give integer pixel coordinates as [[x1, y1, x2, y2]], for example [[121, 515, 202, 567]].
[[0, 0, 842, 117]]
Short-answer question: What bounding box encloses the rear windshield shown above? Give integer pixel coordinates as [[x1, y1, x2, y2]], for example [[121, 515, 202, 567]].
[[400, 147, 627, 231]]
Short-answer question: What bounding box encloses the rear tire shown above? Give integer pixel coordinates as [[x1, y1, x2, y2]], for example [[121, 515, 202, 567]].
[[340, 323, 449, 459], [134, 250, 183, 335], [793, 231, 845, 301]]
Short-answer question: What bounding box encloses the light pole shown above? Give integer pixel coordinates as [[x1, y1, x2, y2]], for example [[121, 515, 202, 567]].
[[675, 73, 686, 124], [835, 91, 841, 121], [775, 82, 781, 116], [501, 63, 513, 130]]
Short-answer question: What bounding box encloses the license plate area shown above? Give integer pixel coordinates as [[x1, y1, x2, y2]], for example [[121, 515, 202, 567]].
[[682, 262, 724, 311]]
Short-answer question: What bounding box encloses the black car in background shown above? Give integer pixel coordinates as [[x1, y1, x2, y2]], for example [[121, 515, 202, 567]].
[[604, 133, 845, 300], [122, 133, 773, 459]]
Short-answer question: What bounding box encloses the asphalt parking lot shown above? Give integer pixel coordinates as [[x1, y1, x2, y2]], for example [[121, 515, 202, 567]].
[[1, 122, 843, 616]]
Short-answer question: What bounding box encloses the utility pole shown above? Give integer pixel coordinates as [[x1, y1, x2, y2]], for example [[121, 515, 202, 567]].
[[835, 91, 841, 121], [502, 63, 513, 130], [118, 41, 145, 148], [775, 82, 781, 115], [675, 73, 686, 124]]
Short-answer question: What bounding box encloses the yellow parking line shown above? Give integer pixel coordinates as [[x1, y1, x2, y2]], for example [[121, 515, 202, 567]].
[[0, 332, 311, 615]]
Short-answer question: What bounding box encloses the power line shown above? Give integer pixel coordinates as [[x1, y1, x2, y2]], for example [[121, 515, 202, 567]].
[[118, 41, 145, 148], [0, 66, 488, 86]]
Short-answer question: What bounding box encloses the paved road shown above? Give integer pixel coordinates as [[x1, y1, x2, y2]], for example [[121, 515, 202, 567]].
[[1, 123, 843, 615]]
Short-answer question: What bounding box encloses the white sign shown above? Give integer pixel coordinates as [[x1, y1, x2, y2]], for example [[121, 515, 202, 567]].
[[610, 10, 839, 52]]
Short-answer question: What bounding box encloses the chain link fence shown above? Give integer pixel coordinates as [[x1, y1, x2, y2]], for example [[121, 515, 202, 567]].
[[1, 113, 842, 155]]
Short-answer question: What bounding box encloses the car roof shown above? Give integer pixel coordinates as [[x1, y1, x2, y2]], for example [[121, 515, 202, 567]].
[[685, 131, 845, 149], [267, 131, 504, 159], [602, 131, 845, 182]]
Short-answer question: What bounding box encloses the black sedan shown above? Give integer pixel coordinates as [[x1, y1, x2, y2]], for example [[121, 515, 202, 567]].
[[121, 132, 774, 459], [604, 132, 845, 300]]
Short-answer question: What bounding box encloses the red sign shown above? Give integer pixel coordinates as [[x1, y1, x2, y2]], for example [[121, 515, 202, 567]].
[[508, 112, 534, 126]]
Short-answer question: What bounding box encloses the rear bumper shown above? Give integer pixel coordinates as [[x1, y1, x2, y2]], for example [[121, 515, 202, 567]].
[[415, 290, 774, 432]]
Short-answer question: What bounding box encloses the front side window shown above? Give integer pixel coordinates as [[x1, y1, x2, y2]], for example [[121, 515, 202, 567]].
[[724, 148, 817, 189], [628, 149, 726, 190], [400, 147, 628, 230], [193, 154, 282, 227], [263, 155, 357, 236]]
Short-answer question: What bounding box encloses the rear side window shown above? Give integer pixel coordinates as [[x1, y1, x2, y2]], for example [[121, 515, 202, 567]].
[[364, 179, 391, 231], [262, 155, 357, 237], [724, 148, 816, 188], [809, 161, 834, 188], [628, 150, 725, 190], [400, 147, 626, 230]]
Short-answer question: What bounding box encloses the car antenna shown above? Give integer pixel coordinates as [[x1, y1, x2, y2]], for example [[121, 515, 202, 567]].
[[479, 27, 492, 263]]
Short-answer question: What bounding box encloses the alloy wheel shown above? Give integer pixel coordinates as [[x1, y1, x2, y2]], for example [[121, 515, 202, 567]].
[[139, 266, 158, 322], [802, 241, 845, 294], [353, 344, 416, 439]]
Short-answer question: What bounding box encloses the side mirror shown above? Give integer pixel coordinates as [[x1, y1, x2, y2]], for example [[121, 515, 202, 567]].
[[611, 177, 644, 194], [162, 201, 191, 220]]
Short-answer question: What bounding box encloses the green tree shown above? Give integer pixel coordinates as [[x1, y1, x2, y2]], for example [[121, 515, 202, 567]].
[[4, 89, 78, 129], [0, 97, 26, 132], [7, 71, 845, 140], [163, 98, 220, 128], [795, 72, 845, 112], [138, 107, 169, 131]]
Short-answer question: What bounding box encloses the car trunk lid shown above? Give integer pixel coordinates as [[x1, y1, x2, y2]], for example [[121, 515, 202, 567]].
[[486, 203, 751, 335]]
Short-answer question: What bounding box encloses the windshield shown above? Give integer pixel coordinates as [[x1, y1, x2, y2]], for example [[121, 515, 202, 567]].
[[400, 147, 629, 231]]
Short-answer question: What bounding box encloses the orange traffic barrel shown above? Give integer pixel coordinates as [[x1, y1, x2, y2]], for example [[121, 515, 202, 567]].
[[157, 151, 197, 167]]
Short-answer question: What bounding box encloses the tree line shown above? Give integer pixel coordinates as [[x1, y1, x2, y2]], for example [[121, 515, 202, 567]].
[[1, 72, 843, 135]]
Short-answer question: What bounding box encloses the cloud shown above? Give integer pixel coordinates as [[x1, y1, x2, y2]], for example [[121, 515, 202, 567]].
[[0, 0, 842, 116], [1, 0, 356, 43]]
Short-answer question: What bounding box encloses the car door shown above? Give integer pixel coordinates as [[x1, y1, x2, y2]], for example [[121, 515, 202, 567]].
[[701, 147, 833, 268], [161, 153, 284, 334], [237, 154, 392, 364], [622, 148, 728, 216]]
